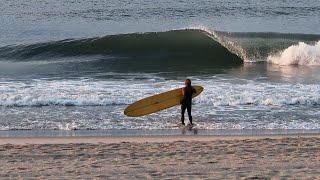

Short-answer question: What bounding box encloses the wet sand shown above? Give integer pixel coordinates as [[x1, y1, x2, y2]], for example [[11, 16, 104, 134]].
[[1, 135, 320, 179]]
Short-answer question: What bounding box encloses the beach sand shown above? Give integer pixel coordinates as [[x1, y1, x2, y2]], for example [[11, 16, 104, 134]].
[[1, 135, 320, 179]]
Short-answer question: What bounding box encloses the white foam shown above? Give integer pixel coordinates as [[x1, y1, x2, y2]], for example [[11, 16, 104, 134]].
[[268, 41, 320, 66], [199, 82, 320, 107], [0, 77, 319, 107], [0, 78, 177, 106], [57, 122, 77, 130]]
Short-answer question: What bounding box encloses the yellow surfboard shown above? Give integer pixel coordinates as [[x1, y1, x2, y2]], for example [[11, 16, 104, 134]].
[[124, 85, 204, 117]]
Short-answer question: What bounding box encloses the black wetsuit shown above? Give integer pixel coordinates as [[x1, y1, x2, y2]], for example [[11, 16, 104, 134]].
[[181, 86, 196, 125]]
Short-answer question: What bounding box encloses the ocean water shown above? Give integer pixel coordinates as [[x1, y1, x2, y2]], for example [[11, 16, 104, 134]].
[[0, 0, 320, 133]]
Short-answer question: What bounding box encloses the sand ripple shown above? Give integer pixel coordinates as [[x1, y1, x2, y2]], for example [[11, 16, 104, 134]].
[[0, 137, 320, 179]]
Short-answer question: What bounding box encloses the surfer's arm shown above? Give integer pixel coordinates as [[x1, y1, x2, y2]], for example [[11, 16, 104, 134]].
[[193, 87, 196, 94], [180, 88, 186, 104]]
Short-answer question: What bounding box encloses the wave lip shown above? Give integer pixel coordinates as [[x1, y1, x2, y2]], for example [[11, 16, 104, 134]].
[[268, 41, 320, 66]]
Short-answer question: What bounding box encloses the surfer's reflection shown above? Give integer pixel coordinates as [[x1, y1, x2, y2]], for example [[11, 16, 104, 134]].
[[181, 126, 198, 135]]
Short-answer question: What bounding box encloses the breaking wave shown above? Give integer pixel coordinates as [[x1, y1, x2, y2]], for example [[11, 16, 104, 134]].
[[0, 28, 319, 75], [268, 41, 320, 66]]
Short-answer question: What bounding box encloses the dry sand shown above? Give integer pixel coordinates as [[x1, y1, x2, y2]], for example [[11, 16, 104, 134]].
[[1, 135, 320, 179]]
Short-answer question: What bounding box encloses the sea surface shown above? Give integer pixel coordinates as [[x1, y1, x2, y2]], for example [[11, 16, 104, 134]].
[[0, 0, 320, 135]]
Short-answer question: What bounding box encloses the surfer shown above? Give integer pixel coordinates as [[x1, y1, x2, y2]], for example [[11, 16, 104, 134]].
[[181, 79, 196, 126]]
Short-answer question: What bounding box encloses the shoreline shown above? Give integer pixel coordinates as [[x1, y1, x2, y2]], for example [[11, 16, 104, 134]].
[[1, 133, 320, 145], [1, 129, 320, 138]]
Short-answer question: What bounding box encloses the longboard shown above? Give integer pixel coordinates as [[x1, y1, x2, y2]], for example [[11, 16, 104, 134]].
[[124, 85, 204, 117]]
